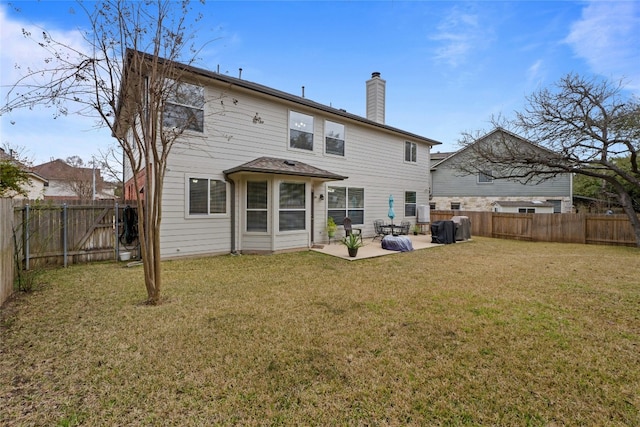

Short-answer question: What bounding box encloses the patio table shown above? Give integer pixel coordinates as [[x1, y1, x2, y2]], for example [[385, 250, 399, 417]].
[[381, 224, 404, 236]]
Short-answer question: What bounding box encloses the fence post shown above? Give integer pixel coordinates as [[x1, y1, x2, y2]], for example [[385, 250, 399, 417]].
[[24, 204, 30, 271], [63, 203, 68, 268], [115, 202, 119, 261]]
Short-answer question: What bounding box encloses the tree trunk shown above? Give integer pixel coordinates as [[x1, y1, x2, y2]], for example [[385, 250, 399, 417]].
[[616, 188, 640, 248]]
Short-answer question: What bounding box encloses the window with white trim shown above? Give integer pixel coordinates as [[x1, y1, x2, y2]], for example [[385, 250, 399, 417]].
[[546, 199, 562, 213], [478, 170, 494, 183], [518, 208, 535, 213], [451, 202, 461, 210], [405, 191, 417, 216], [289, 111, 314, 151], [405, 141, 417, 162], [325, 120, 345, 156], [246, 181, 268, 232], [188, 178, 226, 215], [328, 186, 364, 225], [279, 182, 306, 231], [163, 80, 204, 132]]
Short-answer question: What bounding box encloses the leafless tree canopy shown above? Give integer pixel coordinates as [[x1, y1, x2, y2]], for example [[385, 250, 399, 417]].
[[457, 73, 640, 246], [1, 0, 211, 303]]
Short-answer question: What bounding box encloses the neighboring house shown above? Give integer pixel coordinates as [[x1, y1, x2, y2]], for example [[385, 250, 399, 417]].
[[492, 200, 555, 214], [116, 54, 441, 258], [31, 159, 117, 201], [0, 147, 48, 199], [430, 128, 572, 213]]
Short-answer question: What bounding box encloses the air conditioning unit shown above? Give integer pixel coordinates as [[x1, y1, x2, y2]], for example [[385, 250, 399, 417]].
[[417, 205, 430, 223]]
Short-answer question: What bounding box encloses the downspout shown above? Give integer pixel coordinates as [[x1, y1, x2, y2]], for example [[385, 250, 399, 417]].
[[224, 173, 237, 254]]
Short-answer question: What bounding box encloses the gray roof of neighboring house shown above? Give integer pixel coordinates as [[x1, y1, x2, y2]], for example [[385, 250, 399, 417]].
[[493, 200, 555, 208], [430, 151, 455, 162], [223, 157, 347, 181]]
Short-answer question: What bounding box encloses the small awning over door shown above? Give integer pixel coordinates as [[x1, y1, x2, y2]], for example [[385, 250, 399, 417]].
[[223, 157, 347, 181]]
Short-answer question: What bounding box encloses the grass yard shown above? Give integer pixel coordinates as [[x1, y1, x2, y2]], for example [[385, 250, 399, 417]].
[[1, 237, 639, 426]]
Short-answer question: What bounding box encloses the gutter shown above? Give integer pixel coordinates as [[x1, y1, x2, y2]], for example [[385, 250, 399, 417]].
[[223, 173, 237, 255]]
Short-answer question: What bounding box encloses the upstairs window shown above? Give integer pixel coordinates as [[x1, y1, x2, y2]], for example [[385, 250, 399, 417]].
[[289, 111, 314, 151], [325, 121, 345, 156], [188, 178, 226, 215], [405, 141, 417, 162], [478, 170, 494, 183], [163, 80, 204, 132], [405, 191, 417, 216]]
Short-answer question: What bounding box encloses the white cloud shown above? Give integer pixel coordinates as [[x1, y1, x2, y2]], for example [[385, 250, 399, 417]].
[[525, 59, 546, 90], [431, 5, 494, 68], [0, 4, 114, 164], [565, 1, 640, 91]]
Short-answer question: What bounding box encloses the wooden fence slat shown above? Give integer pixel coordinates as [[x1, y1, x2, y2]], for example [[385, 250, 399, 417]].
[[13, 200, 135, 269], [1, 198, 15, 306], [431, 210, 636, 247]]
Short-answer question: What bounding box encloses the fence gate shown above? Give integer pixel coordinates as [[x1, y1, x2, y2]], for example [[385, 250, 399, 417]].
[[13, 200, 138, 270]]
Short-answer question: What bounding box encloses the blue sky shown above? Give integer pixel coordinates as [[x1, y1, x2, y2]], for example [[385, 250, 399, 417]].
[[1, 0, 639, 166]]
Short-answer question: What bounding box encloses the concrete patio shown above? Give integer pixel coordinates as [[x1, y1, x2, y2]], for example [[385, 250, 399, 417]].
[[311, 233, 444, 260]]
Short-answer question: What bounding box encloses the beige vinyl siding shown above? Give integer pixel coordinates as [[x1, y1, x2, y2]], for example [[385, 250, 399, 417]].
[[156, 78, 433, 257]]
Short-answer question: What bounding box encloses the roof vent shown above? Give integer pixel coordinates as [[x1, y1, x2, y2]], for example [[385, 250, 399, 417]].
[[284, 160, 296, 166]]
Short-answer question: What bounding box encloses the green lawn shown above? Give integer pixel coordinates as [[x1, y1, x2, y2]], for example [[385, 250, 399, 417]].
[[1, 237, 639, 426]]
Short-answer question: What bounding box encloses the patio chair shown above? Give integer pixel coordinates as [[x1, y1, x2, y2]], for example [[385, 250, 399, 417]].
[[399, 220, 411, 235], [373, 219, 387, 241], [343, 217, 362, 243]]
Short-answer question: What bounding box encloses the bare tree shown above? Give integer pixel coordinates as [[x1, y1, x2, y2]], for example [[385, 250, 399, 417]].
[[0, 144, 32, 198], [457, 74, 640, 247], [1, 0, 211, 303], [98, 143, 123, 187], [63, 156, 93, 199]]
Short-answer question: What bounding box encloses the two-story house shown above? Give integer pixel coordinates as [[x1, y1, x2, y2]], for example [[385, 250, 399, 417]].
[[31, 159, 117, 201], [117, 53, 441, 259], [430, 128, 572, 213]]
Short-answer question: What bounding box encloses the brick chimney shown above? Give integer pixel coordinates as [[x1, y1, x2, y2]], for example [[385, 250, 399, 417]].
[[366, 72, 385, 124]]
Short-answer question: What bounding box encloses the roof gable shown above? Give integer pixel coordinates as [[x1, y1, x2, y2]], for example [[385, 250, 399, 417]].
[[431, 128, 539, 169]]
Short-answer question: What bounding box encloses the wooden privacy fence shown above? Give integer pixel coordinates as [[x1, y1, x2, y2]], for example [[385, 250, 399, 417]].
[[1, 198, 15, 306], [12, 200, 139, 271], [430, 210, 637, 247]]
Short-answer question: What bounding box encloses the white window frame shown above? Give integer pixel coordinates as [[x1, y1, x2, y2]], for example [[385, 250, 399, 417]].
[[404, 141, 417, 163], [327, 186, 365, 226], [185, 176, 228, 217], [289, 111, 314, 151], [278, 182, 306, 232], [404, 191, 417, 217], [478, 170, 494, 184], [325, 120, 345, 156], [163, 80, 205, 133], [246, 180, 269, 232]]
